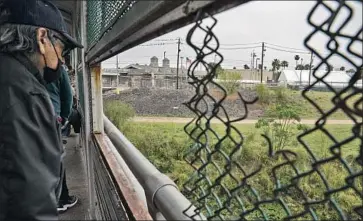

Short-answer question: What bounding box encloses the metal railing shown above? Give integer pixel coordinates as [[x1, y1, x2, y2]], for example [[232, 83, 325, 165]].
[[104, 115, 205, 220]]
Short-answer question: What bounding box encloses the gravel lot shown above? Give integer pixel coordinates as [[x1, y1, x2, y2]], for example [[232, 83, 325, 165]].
[[104, 88, 264, 118]]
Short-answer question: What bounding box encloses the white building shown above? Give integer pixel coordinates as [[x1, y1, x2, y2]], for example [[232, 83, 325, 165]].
[[278, 70, 361, 89]]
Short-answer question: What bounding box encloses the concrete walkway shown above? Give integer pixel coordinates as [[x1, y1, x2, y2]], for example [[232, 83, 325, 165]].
[[59, 135, 89, 220]]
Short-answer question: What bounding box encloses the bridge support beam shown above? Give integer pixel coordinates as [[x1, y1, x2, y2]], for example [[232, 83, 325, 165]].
[[91, 64, 104, 134]]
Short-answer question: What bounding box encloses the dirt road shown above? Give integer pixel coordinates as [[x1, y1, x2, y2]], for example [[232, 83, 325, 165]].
[[133, 117, 355, 125]]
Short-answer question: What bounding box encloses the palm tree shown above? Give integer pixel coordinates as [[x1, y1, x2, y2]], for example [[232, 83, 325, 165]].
[[325, 64, 334, 71], [347, 68, 355, 73], [304, 64, 310, 70], [294, 55, 300, 69], [296, 64, 304, 70], [272, 59, 281, 81], [272, 59, 281, 72], [281, 60, 289, 69]]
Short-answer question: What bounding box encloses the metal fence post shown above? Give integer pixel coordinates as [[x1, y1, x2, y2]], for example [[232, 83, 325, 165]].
[[79, 1, 97, 219], [90, 64, 104, 134]]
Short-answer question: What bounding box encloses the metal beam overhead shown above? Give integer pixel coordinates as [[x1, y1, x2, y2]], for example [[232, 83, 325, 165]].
[[86, 0, 185, 64], [86, 0, 251, 65]]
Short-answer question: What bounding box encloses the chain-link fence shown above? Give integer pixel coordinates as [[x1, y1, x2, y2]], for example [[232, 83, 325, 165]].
[[182, 1, 362, 220], [86, 0, 136, 49]]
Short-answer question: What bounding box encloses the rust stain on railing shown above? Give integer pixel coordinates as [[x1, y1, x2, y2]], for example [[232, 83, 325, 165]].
[[94, 134, 152, 221]]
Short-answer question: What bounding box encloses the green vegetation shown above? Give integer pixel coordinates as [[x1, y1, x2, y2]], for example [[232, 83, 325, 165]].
[[104, 100, 135, 129], [255, 84, 360, 120], [104, 99, 361, 220], [120, 122, 361, 220], [218, 70, 241, 95], [256, 85, 308, 151]]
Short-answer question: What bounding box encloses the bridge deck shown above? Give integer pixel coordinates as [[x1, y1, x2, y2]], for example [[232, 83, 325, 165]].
[[59, 135, 89, 220]]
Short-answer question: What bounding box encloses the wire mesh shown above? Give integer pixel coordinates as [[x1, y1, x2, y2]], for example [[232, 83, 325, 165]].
[[182, 1, 362, 220], [86, 0, 136, 48]]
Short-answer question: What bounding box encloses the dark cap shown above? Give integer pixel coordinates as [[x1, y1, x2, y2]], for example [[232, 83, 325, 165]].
[[1, 0, 83, 50]]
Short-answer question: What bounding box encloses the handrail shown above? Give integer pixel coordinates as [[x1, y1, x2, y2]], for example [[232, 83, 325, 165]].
[[103, 115, 204, 220]]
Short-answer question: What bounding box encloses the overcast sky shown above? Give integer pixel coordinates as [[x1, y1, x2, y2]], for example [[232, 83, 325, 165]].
[[102, 1, 362, 71]]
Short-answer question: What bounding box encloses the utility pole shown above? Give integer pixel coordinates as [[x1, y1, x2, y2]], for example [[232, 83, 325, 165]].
[[116, 54, 119, 69], [176, 37, 181, 90], [250, 52, 253, 70], [185, 58, 189, 84], [116, 55, 119, 86], [252, 50, 256, 69], [308, 52, 313, 87], [255, 58, 260, 81], [180, 56, 184, 83], [260, 42, 265, 83], [299, 58, 304, 86], [252, 50, 256, 80]]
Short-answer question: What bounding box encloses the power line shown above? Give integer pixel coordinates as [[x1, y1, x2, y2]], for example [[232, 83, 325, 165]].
[[153, 38, 179, 42], [180, 39, 261, 46], [139, 42, 177, 46], [223, 58, 251, 62], [134, 40, 313, 54], [220, 45, 261, 50], [264, 42, 309, 52], [183, 41, 261, 47], [265, 46, 311, 54], [219, 42, 261, 46]]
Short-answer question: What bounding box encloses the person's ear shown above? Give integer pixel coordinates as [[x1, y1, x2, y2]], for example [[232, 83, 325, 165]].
[[36, 28, 48, 55]]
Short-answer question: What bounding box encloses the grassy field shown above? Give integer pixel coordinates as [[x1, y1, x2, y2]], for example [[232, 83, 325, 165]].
[[280, 89, 359, 120], [116, 120, 361, 220], [104, 87, 362, 220], [243, 85, 359, 120]]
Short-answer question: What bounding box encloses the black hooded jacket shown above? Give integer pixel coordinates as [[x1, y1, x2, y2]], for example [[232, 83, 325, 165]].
[[0, 53, 61, 220]]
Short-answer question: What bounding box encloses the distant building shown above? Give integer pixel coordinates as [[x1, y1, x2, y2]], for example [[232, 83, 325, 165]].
[[102, 56, 206, 82], [278, 70, 361, 90], [102, 56, 275, 88], [150, 56, 158, 68]]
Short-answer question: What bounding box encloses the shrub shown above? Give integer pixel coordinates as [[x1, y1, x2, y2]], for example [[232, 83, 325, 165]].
[[255, 84, 273, 105], [255, 103, 307, 151], [104, 100, 135, 130], [218, 70, 241, 95]]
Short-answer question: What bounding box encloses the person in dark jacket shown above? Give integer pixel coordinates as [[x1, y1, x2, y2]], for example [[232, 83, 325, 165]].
[[0, 0, 83, 220], [46, 65, 73, 127], [46, 64, 79, 212]]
